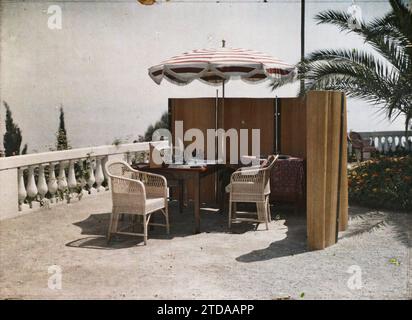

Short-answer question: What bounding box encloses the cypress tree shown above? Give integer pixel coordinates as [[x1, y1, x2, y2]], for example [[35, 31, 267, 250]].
[[56, 105, 69, 150], [3, 101, 27, 156]]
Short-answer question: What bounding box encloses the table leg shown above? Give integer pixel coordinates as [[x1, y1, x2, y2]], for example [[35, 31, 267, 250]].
[[194, 173, 200, 234], [178, 179, 184, 214]]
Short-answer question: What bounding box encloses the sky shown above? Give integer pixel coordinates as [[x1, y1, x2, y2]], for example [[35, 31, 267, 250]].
[[0, 0, 405, 153]]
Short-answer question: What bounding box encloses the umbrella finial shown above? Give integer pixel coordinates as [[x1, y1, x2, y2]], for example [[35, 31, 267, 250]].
[[222, 39, 226, 48]]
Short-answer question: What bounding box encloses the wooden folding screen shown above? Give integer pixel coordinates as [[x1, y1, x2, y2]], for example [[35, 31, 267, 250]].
[[305, 91, 348, 249]]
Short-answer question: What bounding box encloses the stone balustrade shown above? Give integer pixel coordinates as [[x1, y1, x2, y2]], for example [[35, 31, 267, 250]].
[[357, 131, 412, 153], [348, 131, 412, 160], [0, 141, 167, 220]]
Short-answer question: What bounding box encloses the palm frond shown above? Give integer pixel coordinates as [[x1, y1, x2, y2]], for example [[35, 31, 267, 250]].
[[314, 10, 366, 35], [270, 1, 412, 132], [300, 49, 405, 108], [389, 0, 412, 44], [303, 48, 395, 82], [367, 36, 410, 73], [269, 72, 301, 92]]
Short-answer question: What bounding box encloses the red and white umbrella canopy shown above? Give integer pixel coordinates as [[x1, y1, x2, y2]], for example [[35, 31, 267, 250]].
[[148, 48, 296, 86]]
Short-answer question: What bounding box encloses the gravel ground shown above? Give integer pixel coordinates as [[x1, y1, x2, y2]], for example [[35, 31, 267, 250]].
[[0, 193, 410, 300]]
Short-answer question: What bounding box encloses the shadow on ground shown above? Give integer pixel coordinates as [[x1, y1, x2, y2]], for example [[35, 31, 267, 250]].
[[341, 206, 411, 248], [236, 207, 308, 262], [235, 205, 412, 262], [66, 201, 259, 249]]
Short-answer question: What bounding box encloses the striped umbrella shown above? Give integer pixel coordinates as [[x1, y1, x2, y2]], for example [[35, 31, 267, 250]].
[[148, 46, 296, 155], [148, 47, 296, 86]]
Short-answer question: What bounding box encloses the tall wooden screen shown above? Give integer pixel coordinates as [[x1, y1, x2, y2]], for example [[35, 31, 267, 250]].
[[306, 91, 348, 250]]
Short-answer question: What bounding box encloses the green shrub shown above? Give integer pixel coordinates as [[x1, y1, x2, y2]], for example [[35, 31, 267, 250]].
[[348, 155, 412, 212]]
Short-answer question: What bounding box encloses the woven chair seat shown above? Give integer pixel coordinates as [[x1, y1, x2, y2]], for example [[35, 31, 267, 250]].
[[145, 197, 166, 213]]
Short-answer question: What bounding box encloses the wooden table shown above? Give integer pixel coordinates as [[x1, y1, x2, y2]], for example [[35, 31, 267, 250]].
[[133, 163, 220, 234]]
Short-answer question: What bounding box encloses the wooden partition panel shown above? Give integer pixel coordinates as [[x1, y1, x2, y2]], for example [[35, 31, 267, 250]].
[[170, 98, 217, 203], [324, 92, 341, 246], [306, 92, 328, 249], [223, 98, 275, 159], [306, 91, 348, 250], [339, 97, 349, 231], [171, 98, 216, 135], [170, 97, 275, 203], [280, 97, 307, 159]]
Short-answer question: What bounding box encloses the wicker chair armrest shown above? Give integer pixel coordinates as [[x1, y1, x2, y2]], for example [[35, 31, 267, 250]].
[[109, 175, 146, 197], [231, 168, 263, 182], [235, 165, 261, 172]]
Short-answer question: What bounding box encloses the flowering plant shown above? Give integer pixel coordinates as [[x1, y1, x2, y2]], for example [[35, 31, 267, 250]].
[[348, 155, 412, 211]]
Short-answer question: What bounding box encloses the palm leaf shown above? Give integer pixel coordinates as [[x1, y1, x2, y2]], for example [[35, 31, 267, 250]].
[[270, 0, 412, 131]]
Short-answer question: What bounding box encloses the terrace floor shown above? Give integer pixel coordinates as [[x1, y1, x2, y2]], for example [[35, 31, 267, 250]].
[[0, 193, 410, 300]]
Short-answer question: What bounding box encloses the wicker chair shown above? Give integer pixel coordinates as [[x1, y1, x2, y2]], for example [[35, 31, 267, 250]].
[[348, 131, 376, 162], [228, 155, 278, 230], [105, 160, 169, 245]]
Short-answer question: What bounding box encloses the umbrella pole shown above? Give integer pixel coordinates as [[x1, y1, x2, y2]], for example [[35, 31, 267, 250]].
[[221, 81, 225, 161], [215, 89, 219, 204], [222, 81, 225, 122], [275, 96, 279, 154], [215, 88, 219, 154]]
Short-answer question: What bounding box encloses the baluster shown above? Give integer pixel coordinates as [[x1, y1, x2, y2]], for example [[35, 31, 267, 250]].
[[95, 158, 105, 192], [67, 160, 77, 193], [381, 136, 386, 153], [391, 136, 396, 152], [37, 164, 48, 200], [400, 136, 405, 150], [371, 137, 376, 148], [87, 159, 96, 193], [48, 163, 58, 203], [407, 136, 412, 151], [384, 136, 388, 152], [375, 137, 379, 150], [395, 136, 401, 151], [101, 156, 109, 190], [58, 162, 68, 202], [101, 156, 109, 181], [26, 166, 38, 208], [18, 168, 27, 211], [376, 137, 382, 153], [383, 137, 390, 153], [126, 152, 132, 164], [78, 159, 87, 198]]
